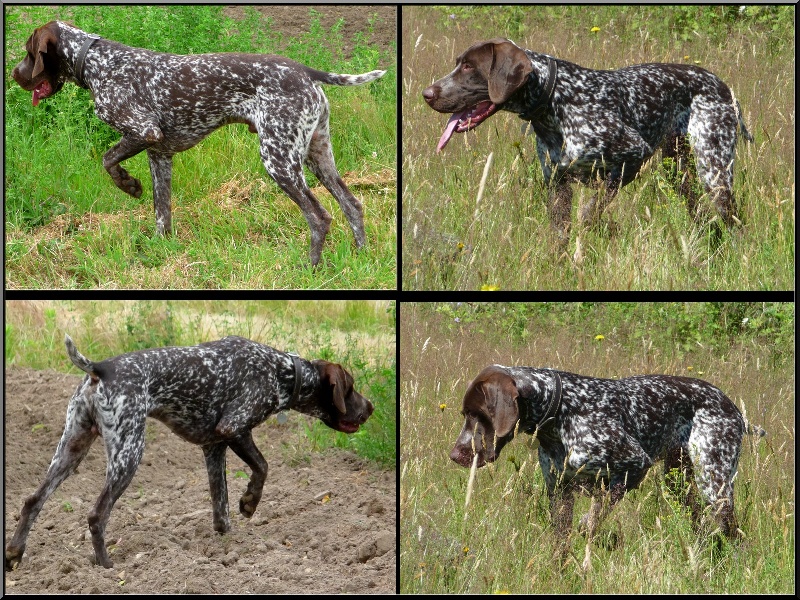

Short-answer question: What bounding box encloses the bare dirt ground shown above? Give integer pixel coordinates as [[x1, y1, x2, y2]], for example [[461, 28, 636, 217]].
[[4, 368, 396, 594], [224, 5, 397, 57]]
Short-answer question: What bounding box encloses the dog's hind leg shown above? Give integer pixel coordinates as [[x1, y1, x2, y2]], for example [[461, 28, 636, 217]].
[[86, 393, 147, 568], [5, 383, 99, 570]]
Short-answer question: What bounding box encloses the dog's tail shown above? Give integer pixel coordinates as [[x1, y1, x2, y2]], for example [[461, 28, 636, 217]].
[[737, 108, 754, 144], [739, 401, 766, 438], [732, 97, 754, 144], [65, 334, 96, 376], [304, 67, 386, 87]]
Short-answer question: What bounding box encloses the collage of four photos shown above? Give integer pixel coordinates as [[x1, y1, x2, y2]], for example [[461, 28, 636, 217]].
[[3, 3, 794, 595]]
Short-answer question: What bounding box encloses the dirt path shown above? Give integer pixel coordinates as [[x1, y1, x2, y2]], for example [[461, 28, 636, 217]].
[[4, 367, 395, 594]]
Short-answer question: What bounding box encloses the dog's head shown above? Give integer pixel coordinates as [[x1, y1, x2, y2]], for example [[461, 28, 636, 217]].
[[422, 39, 533, 152], [303, 360, 374, 433], [12, 22, 69, 106], [449, 365, 520, 468]]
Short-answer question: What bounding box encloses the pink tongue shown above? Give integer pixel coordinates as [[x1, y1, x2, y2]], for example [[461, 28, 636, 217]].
[[32, 81, 51, 107], [436, 111, 467, 153]]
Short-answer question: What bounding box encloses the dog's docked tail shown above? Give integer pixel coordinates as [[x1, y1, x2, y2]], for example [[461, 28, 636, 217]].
[[65, 334, 96, 377]]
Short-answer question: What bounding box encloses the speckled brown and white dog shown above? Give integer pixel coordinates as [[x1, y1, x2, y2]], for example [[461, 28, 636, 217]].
[[424, 39, 753, 248], [5, 335, 373, 570], [450, 365, 762, 544], [12, 21, 385, 265]]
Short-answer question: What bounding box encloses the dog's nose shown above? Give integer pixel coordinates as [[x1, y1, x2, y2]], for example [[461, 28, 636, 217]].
[[357, 400, 374, 423], [422, 86, 438, 104]]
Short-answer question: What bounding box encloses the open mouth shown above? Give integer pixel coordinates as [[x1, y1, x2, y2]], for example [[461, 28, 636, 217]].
[[337, 420, 362, 433], [31, 80, 53, 106], [436, 100, 498, 152]]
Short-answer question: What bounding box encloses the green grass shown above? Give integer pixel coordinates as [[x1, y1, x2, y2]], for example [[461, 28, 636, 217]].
[[5, 300, 396, 468], [5, 5, 396, 289], [402, 6, 793, 290], [400, 302, 794, 593]]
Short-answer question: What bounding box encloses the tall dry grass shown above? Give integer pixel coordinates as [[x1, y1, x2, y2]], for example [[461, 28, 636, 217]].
[[402, 6, 794, 290]]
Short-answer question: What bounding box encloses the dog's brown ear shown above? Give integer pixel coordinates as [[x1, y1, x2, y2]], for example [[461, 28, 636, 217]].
[[319, 362, 348, 414], [463, 39, 532, 105], [31, 25, 58, 79], [477, 371, 519, 437]]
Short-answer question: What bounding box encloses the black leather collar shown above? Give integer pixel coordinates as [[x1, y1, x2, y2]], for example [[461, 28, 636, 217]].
[[519, 56, 557, 122], [537, 370, 562, 429], [289, 353, 303, 404], [74, 33, 100, 88], [518, 370, 562, 434]]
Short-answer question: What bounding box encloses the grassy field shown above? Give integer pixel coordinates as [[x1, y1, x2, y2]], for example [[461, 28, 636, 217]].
[[5, 299, 396, 467], [5, 5, 396, 289], [402, 6, 793, 290], [400, 302, 794, 593]]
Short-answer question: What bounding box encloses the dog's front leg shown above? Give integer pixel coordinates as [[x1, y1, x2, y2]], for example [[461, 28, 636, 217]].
[[228, 432, 269, 519], [550, 486, 576, 537]]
